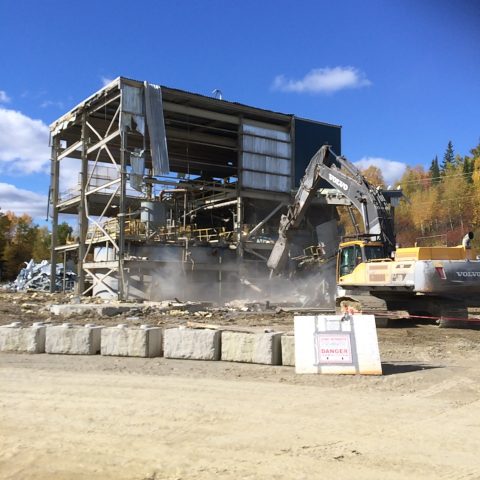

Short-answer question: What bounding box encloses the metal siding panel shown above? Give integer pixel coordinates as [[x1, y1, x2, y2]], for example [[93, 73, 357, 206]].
[[242, 170, 259, 189], [242, 170, 289, 192], [144, 83, 170, 176], [267, 174, 289, 192], [121, 85, 144, 114], [242, 153, 290, 175], [266, 156, 290, 175], [242, 123, 290, 141], [241, 121, 292, 192], [293, 118, 341, 186], [242, 152, 262, 171], [243, 135, 291, 157]]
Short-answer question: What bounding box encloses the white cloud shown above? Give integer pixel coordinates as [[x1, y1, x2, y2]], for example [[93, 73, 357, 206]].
[[0, 108, 50, 174], [40, 100, 65, 109], [0, 183, 48, 218], [59, 157, 81, 192], [272, 66, 371, 94], [354, 157, 407, 186], [0, 90, 11, 103], [101, 76, 114, 87]]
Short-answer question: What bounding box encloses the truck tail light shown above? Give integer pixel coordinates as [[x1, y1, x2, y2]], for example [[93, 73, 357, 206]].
[[435, 266, 446, 280]]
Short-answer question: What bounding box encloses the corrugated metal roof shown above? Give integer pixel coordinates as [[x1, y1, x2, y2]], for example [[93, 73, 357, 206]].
[[50, 76, 342, 132]]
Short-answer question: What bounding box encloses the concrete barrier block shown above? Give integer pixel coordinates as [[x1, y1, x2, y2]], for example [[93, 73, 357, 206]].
[[221, 331, 282, 365], [0, 322, 46, 353], [281, 335, 295, 366], [101, 325, 163, 357], [45, 323, 102, 355], [164, 327, 221, 360]]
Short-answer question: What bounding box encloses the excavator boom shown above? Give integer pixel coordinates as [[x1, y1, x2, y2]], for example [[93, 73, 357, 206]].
[[267, 145, 395, 274]]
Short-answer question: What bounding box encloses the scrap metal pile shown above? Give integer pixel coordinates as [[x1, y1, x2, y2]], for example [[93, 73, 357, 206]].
[[9, 259, 76, 292]]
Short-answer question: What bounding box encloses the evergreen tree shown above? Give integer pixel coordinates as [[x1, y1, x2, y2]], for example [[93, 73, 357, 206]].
[[463, 157, 474, 183], [441, 141, 455, 174], [429, 156, 440, 184]]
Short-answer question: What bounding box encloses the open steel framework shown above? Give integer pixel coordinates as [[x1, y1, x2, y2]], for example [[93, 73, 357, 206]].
[[49, 77, 347, 300]]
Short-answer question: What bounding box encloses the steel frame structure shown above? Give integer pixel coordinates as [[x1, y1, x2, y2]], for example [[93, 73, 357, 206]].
[[49, 77, 345, 300]]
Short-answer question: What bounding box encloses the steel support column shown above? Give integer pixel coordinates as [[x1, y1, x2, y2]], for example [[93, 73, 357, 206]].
[[49, 136, 60, 292], [118, 129, 127, 300], [236, 115, 244, 258], [77, 112, 88, 294]]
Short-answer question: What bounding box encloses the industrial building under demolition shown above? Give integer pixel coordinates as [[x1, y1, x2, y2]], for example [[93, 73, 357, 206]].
[[48, 77, 349, 301]]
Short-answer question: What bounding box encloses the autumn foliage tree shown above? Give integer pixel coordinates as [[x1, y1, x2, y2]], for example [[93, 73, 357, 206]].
[[394, 141, 480, 247], [336, 140, 480, 248], [362, 165, 385, 188], [1, 213, 37, 279], [0, 209, 72, 281]]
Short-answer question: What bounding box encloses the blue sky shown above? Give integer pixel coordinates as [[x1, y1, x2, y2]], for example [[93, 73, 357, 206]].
[[0, 0, 479, 220]]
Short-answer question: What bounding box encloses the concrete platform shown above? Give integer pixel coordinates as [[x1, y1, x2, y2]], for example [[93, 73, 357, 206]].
[[45, 324, 102, 355], [221, 331, 282, 365], [164, 327, 221, 360], [0, 322, 46, 353], [281, 335, 295, 366], [50, 304, 133, 317], [101, 325, 163, 357]]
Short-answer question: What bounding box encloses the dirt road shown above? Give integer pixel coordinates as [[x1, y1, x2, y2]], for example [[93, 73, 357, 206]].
[[1, 328, 480, 480]]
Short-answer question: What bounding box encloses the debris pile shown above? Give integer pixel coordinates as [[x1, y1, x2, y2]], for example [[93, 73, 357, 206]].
[[10, 259, 76, 292]]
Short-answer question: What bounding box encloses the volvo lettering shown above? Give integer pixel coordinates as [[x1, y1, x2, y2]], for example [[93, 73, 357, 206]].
[[328, 173, 348, 191]]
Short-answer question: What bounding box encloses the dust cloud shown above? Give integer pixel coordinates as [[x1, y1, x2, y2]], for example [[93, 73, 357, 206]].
[[147, 248, 336, 308]]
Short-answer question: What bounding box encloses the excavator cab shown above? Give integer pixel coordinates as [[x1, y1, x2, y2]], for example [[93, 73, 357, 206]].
[[337, 239, 387, 281]]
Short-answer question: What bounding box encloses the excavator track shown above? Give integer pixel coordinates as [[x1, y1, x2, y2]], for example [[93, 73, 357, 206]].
[[336, 292, 470, 328]]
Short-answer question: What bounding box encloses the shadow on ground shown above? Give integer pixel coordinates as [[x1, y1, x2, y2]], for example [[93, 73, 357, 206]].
[[384, 318, 480, 330], [381, 362, 443, 376]]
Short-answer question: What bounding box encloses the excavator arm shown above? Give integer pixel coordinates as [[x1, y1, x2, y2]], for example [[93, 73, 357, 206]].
[[267, 145, 395, 274]]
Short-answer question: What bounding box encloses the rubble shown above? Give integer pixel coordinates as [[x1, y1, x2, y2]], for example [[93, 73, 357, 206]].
[[50, 304, 132, 317], [8, 259, 76, 292]]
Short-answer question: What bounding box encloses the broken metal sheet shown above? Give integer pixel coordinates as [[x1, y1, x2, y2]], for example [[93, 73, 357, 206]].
[[144, 82, 170, 176], [50, 77, 120, 134], [51, 114, 78, 136], [9, 259, 76, 292], [130, 151, 145, 192], [120, 113, 145, 135], [133, 115, 145, 135]]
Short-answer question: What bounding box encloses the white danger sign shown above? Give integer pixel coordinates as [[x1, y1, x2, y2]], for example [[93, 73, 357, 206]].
[[294, 314, 382, 375], [315, 334, 352, 364]]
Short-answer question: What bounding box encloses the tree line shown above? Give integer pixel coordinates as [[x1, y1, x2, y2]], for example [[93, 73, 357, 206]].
[[1, 139, 479, 281], [0, 211, 72, 281], [361, 140, 480, 247]]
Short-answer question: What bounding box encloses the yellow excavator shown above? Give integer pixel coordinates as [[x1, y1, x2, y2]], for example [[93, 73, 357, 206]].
[[268, 146, 480, 327]]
